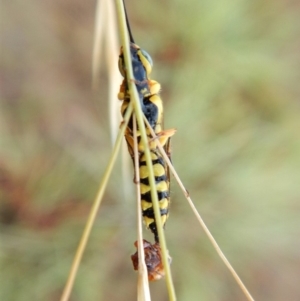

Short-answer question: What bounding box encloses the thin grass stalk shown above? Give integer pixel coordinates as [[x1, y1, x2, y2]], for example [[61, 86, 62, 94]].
[[104, 0, 122, 145], [115, 1, 176, 300], [60, 103, 133, 301], [92, 0, 105, 89], [143, 117, 255, 301], [132, 114, 151, 301], [140, 143, 176, 301], [93, 0, 121, 145], [93, 0, 132, 210]]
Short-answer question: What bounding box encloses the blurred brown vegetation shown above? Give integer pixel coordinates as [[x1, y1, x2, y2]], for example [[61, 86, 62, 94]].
[[1, 0, 300, 300]]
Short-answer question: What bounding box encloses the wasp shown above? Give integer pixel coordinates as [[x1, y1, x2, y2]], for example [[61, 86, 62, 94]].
[[118, 0, 175, 280], [118, 43, 174, 242]]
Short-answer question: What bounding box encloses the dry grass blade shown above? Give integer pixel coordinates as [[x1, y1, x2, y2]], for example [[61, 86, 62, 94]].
[[93, 0, 132, 200], [92, 0, 105, 88], [60, 103, 133, 301], [93, 0, 121, 144], [132, 115, 151, 301], [143, 116, 255, 301]]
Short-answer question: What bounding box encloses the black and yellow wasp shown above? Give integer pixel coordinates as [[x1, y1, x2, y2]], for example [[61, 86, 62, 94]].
[[117, 1, 175, 246]]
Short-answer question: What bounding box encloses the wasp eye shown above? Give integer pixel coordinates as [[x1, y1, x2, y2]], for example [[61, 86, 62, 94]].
[[140, 49, 153, 67]]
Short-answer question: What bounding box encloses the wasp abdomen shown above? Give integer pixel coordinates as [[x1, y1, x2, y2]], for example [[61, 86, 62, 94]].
[[139, 150, 170, 242]]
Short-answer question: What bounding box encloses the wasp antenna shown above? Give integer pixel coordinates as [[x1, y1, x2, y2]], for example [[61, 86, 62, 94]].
[[122, 0, 135, 43]]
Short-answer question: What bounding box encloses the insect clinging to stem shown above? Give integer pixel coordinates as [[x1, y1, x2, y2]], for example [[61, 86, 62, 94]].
[[117, 0, 175, 280]]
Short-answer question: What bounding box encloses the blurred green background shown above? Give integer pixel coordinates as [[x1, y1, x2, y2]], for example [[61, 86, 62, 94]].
[[1, 0, 300, 300]]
